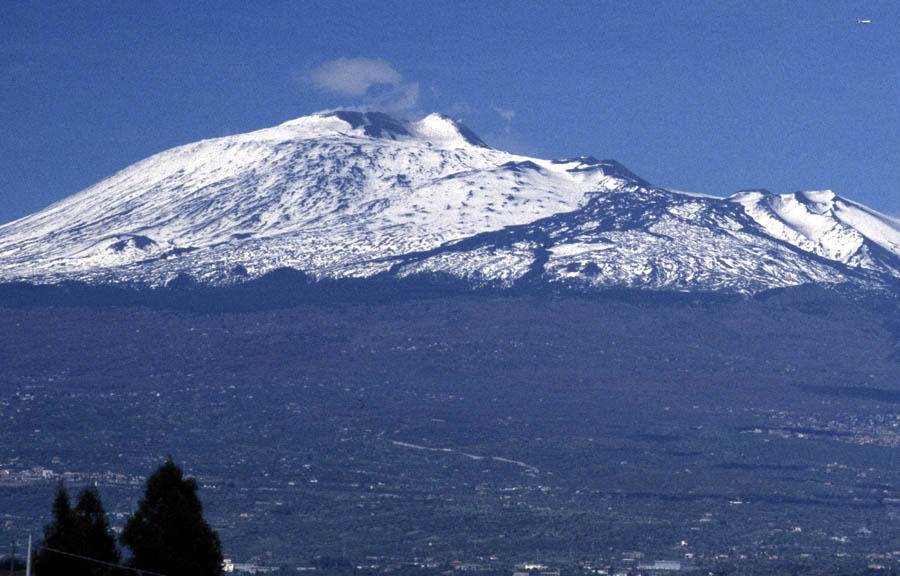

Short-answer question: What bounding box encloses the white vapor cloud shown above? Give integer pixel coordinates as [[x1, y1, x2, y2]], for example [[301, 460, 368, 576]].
[[370, 82, 420, 112], [308, 57, 419, 112], [309, 58, 401, 96], [492, 106, 516, 122]]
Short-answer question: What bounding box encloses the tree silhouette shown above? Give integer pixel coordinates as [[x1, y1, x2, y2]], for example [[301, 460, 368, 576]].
[[34, 485, 75, 575], [73, 487, 121, 573], [34, 484, 120, 576], [120, 459, 223, 576]]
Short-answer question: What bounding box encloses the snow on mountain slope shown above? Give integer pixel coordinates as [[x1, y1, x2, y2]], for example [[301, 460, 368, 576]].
[[729, 189, 900, 279], [0, 112, 624, 285], [0, 111, 898, 294], [395, 186, 860, 293]]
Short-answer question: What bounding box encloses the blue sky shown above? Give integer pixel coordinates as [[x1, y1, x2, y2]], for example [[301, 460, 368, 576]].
[[2, 1, 898, 224]]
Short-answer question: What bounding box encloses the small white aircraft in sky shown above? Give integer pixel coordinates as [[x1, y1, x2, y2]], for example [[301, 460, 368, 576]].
[[856, 18, 871, 24]]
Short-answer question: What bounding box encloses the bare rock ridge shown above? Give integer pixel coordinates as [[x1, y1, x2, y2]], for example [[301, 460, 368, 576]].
[[1, 111, 899, 294]]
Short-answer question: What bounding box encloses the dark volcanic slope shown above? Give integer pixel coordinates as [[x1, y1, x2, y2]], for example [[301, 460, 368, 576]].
[[2, 291, 900, 569]]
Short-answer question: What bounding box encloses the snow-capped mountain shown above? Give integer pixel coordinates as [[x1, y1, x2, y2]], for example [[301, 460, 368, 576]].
[[2, 110, 900, 294]]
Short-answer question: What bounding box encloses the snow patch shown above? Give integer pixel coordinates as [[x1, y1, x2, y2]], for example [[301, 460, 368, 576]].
[[410, 114, 488, 149]]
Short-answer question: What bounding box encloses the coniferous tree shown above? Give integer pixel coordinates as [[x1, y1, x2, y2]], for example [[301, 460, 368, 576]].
[[120, 459, 223, 576], [34, 484, 120, 576], [73, 486, 121, 574], [34, 485, 76, 576]]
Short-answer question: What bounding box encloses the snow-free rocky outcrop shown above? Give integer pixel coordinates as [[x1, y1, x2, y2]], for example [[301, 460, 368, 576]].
[[2, 110, 900, 294]]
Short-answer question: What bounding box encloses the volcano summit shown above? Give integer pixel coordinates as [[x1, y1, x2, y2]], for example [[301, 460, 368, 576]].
[[2, 111, 900, 294]]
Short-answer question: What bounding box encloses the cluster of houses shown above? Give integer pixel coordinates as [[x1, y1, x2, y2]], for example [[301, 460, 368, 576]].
[[0, 466, 142, 487], [215, 555, 690, 575]]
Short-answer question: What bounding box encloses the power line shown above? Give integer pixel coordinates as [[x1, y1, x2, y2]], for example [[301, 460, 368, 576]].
[[39, 546, 172, 576]]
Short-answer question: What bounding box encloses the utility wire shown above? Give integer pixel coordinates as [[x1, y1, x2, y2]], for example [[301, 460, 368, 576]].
[[39, 547, 171, 576]]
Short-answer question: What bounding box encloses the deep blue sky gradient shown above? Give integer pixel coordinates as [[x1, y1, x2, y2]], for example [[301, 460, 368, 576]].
[[2, 1, 899, 224]]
